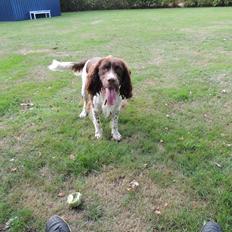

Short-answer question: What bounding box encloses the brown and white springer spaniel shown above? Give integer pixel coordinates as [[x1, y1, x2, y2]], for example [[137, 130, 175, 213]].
[[48, 56, 132, 141]]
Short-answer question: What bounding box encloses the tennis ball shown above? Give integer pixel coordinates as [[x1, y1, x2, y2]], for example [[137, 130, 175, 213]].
[[67, 192, 82, 208]]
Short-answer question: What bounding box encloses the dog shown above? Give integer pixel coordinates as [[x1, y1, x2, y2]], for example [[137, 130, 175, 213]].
[[48, 56, 132, 141]]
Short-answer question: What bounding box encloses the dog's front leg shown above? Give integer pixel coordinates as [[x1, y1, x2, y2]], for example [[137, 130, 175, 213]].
[[92, 110, 102, 139], [111, 112, 121, 141]]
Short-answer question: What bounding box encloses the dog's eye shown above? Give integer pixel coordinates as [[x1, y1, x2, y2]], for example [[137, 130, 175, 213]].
[[102, 64, 110, 70], [114, 65, 120, 70], [114, 66, 122, 75]]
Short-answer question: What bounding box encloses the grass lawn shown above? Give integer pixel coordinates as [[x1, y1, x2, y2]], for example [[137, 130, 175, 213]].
[[0, 7, 232, 232]]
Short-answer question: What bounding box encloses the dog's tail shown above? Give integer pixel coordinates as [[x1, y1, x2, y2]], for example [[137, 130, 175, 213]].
[[48, 59, 87, 73]]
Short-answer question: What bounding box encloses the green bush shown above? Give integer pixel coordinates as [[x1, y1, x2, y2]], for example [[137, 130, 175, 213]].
[[61, 0, 232, 11]]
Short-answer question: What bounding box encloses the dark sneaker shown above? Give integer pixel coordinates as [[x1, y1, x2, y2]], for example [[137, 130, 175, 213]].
[[201, 221, 222, 232], [45, 215, 71, 232]]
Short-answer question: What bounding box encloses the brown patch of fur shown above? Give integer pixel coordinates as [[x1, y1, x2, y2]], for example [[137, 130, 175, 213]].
[[72, 60, 87, 72], [86, 60, 103, 97]]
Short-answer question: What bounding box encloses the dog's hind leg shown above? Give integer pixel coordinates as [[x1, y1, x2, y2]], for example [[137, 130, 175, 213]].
[[79, 64, 89, 118], [79, 91, 88, 118]]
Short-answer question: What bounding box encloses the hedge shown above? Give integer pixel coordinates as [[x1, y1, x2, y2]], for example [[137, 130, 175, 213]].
[[61, 0, 232, 11]]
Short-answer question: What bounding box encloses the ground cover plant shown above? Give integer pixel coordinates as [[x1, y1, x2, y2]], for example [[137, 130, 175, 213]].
[[0, 7, 232, 232], [61, 0, 232, 11]]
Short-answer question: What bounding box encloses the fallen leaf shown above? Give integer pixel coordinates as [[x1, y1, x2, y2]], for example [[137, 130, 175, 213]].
[[20, 101, 34, 111], [214, 162, 222, 168], [11, 168, 17, 172], [155, 209, 161, 215], [58, 192, 65, 197], [69, 154, 75, 160], [20, 102, 34, 106], [128, 180, 139, 191], [221, 89, 227, 94], [144, 163, 148, 168]]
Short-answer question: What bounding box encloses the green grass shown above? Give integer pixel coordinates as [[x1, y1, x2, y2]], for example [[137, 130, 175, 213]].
[[0, 8, 232, 231]]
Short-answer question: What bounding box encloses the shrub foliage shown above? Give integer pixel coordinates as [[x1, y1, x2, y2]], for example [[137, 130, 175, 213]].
[[61, 0, 232, 11]]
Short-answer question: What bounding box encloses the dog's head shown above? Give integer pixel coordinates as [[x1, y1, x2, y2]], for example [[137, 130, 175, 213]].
[[87, 56, 132, 105]]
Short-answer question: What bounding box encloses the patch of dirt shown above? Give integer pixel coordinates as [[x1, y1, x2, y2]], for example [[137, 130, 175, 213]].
[[69, 166, 207, 232], [18, 48, 80, 57], [18, 48, 52, 55], [133, 78, 157, 96], [29, 66, 50, 82], [7, 175, 78, 222], [50, 51, 81, 57], [5, 165, 207, 232], [180, 28, 209, 42], [91, 20, 103, 25], [209, 73, 232, 87]]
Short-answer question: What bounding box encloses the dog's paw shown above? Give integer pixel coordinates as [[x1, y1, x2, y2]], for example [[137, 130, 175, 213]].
[[95, 132, 102, 140], [112, 132, 122, 141], [79, 111, 88, 118]]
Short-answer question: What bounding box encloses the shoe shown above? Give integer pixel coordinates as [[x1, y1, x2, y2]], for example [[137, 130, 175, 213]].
[[201, 221, 222, 232], [45, 215, 71, 232]]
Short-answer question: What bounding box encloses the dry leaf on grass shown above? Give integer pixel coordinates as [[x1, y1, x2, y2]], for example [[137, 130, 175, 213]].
[[214, 162, 222, 168], [20, 102, 34, 107], [10, 168, 17, 172], [20, 101, 34, 111], [69, 154, 75, 160], [58, 192, 65, 197], [127, 180, 139, 191], [154, 207, 161, 215], [155, 209, 161, 215], [221, 89, 227, 94]]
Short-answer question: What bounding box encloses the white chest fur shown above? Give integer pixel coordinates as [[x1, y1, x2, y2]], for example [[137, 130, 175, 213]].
[[93, 93, 122, 118]]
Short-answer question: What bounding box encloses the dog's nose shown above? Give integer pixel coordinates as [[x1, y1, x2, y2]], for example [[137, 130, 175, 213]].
[[108, 78, 116, 83]]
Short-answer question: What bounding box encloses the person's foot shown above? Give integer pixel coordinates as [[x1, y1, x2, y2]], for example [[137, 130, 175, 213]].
[[201, 221, 222, 232], [45, 215, 71, 232]]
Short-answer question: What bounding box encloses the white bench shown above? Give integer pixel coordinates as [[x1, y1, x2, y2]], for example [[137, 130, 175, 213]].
[[29, 10, 51, 20]]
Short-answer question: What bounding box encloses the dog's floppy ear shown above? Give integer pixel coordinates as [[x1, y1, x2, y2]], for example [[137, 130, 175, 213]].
[[120, 61, 132, 99], [87, 60, 103, 97]]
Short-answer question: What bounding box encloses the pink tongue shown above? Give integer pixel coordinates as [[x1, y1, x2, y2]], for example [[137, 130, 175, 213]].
[[106, 88, 116, 105]]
